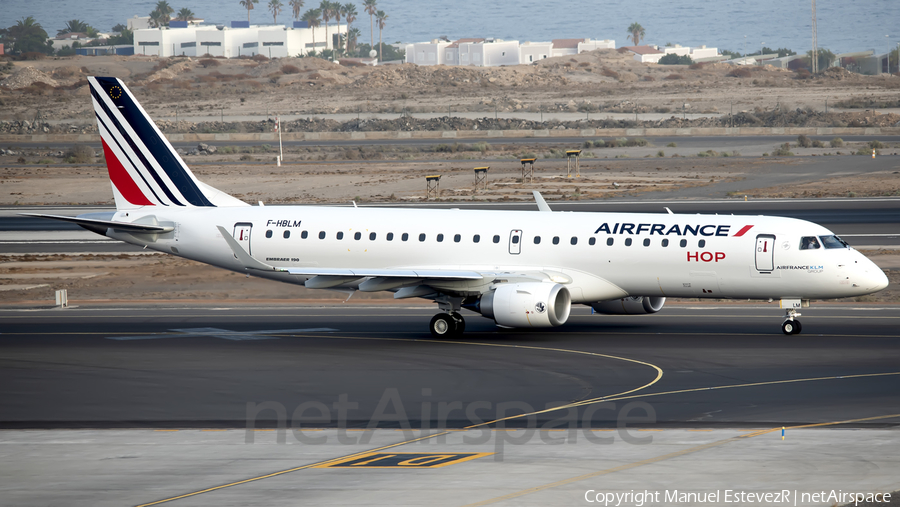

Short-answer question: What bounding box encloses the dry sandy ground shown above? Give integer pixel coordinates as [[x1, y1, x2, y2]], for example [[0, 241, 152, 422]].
[[1, 155, 759, 205], [2, 50, 899, 125]]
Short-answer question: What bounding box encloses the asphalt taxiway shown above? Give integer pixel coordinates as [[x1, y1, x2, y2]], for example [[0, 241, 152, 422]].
[[2, 305, 898, 428], [0, 304, 898, 506]]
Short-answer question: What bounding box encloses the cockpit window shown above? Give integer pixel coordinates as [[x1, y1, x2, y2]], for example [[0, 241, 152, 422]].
[[799, 236, 820, 250], [819, 235, 849, 249]]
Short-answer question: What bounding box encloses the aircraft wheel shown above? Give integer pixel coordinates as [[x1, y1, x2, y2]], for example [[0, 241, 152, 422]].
[[430, 313, 454, 338], [451, 312, 466, 335], [782, 320, 801, 335]]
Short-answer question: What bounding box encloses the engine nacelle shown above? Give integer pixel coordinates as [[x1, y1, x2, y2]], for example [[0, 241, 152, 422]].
[[481, 283, 571, 328], [591, 296, 666, 315]]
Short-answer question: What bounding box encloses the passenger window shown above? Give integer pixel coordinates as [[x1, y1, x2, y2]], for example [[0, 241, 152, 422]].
[[819, 235, 849, 249], [318, 231, 326, 239], [607, 238, 614, 246], [437, 234, 444, 242], [662, 238, 669, 247], [800, 236, 821, 250], [336, 232, 344, 240], [301, 230, 308, 239], [419, 233, 426, 242], [589, 237, 596, 245], [402, 233, 409, 241], [643, 238, 650, 247], [369, 232, 376, 240], [512, 235, 520, 244], [625, 238, 632, 246], [679, 239, 687, 247], [570, 237, 577, 245], [283, 230, 290, 239], [387, 232, 394, 241], [354, 232, 361, 240], [473, 234, 480, 243], [698, 239, 706, 248], [454, 234, 461, 243], [493, 235, 500, 243], [552, 236, 560, 245], [534, 236, 541, 244], [266, 230, 273, 238]]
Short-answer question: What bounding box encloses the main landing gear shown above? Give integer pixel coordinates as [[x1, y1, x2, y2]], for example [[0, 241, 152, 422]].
[[430, 294, 466, 337], [429, 312, 466, 337], [782, 308, 802, 335]]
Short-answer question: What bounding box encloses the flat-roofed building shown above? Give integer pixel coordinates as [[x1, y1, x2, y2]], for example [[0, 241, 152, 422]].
[[551, 38, 615, 57], [406, 39, 451, 65], [520, 41, 552, 64]]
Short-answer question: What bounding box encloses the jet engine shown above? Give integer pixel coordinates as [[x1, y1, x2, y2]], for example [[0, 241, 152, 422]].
[[590, 296, 666, 315], [480, 283, 571, 328]]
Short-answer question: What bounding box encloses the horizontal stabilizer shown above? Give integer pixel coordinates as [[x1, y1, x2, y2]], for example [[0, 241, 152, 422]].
[[21, 213, 173, 234]]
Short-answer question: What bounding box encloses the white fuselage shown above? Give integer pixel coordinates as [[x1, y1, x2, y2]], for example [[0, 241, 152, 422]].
[[106, 206, 888, 302]]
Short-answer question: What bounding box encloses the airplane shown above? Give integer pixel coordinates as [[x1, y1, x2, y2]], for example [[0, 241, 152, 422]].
[[26, 77, 889, 337]]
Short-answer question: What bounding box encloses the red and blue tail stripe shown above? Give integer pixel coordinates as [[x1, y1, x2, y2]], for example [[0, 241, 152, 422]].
[[89, 76, 215, 209]]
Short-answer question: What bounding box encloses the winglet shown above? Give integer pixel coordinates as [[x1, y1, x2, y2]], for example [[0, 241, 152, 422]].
[[533, 191, 552, 212], [216, 225, 278, 271]]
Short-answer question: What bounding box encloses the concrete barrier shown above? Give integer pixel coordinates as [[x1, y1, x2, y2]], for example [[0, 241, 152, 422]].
[[0, 127, 897, 145]]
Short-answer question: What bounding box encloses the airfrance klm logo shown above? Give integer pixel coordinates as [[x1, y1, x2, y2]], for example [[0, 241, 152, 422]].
[[594, 223, 754, 237]]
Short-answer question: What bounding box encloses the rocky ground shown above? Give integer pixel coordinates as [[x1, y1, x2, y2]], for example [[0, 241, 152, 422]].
[[2, 50, 900, 131]]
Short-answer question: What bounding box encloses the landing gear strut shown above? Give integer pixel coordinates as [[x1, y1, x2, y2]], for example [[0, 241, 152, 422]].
[[430, 295, 466, 337], [781, 308, 802, 335]]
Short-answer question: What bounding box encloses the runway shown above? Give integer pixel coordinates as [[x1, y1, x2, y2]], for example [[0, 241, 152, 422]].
[[2, 304, 898, 506], [2, 305, 898, 429]]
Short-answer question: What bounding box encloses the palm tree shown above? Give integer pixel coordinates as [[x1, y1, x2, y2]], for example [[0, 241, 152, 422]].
[[319, 1, 332, 51], [58, 19, 90, 36], [301, 8, 321, 55], [347, 26, 360, 55], [626, 22, 645, 46], [8, 16, 52, 55], [240, 0, 259, 22], [363, 0, 377, 49], [375, 9, 387, 62], [289, 0, 304, 20], [151, 1, 174, 26], [269, 0, 283, 23], [176, 8, 194, 21], [342, 3, 357, 52], [333, 1, 343, 54]]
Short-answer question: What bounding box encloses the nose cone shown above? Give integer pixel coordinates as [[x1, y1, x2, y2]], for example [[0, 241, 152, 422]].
[[869, 267, 889, 292]]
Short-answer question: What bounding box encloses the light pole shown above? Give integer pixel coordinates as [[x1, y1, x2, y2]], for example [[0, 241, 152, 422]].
[[743, 35, 747, 61]]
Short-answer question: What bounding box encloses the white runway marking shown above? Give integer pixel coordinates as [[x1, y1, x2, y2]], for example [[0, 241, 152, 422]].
[[106, 327, 337, 341]]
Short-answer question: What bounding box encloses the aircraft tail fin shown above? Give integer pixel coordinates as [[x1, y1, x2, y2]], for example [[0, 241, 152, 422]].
[[88, 76, 247, 210]]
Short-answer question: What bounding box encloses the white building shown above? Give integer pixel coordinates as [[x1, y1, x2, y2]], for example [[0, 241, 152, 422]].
[[520, 41, 552, 64], [127, 16, 152, 31], [134, 25, 218, 57], [550, 38, 615, 57], [134, 22, 341, 59], [624, 44, 719, 63], [407, 39, 451, 65]]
